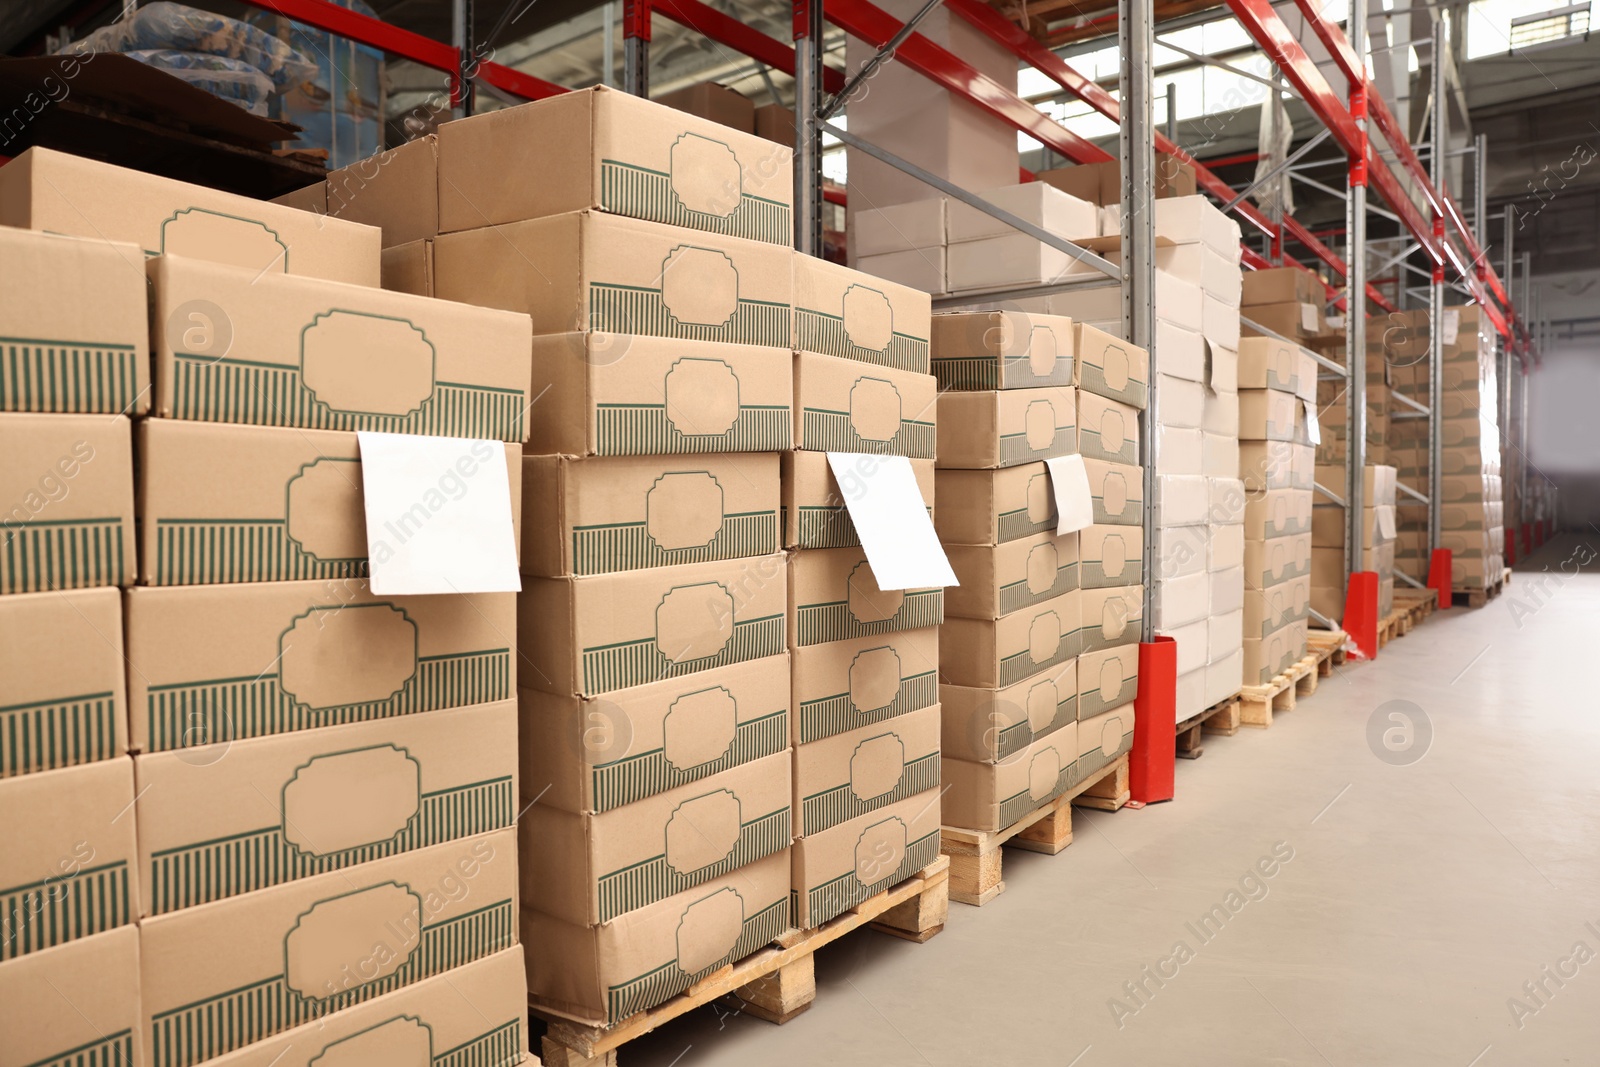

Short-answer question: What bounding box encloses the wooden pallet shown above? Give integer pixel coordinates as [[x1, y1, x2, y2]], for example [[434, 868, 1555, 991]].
[[1376, 605, 1410, 648], [1306, 628, 1349, 670], [939, 753, 1130, 907], [1453, 567, 1511, 609], [536, 858, 951, 1065], [1393, 587, 1437, 628], [1175, 696, 1242, 759], [1239, 653, 1319, 728]]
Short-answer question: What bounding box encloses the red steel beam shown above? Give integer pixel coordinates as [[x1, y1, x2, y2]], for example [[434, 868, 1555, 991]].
[[1225, 0, 1363, 158], [1290, 0, 1362, 86], [656, 0, 845, 93]]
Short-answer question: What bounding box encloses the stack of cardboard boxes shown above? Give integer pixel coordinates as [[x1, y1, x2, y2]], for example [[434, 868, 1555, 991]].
[[933, 313, 1143, 834], [0, 150, 539, 1066], [1311, 465, 1398, 622]]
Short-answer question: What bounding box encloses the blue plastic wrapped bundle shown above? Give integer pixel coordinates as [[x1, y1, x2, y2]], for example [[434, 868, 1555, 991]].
[[74, 2, 316, 91], [122, 49, 275, 115], [248, 0, 385, 169]]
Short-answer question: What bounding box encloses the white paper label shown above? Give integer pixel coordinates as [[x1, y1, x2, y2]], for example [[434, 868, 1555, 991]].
[[357, 432, 521, 595], [1326, 314, 1346, 330], [1442, 308, 1461, 346], [1377, 507, 1396, 540], [1044, 454, 1095, 535], [1300, 302, 1318, 332], [1303, 399, 1321, 445], [827, 453, 956, 591]]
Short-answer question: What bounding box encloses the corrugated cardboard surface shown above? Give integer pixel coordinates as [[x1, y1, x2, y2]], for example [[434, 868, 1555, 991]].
[[0, 756, 137, 959], [783, 450, 934, 549], [125, 582, 515, 752], [0, 228, 148, 415], [0, 925, 142, 1067], [1077, 704, 1135, 782], [794, 703, 940, 836], [1078, 644, 1139, 720], [941, 588, 1081, 689], [1244, 487, 1312, 539], [947, 182, 1096, 244], [0, 586, 126, 777], [930, 310, 1075, 390], [1237, 337, 1299, 392], [1080, 524, 1142, 588], [793, 352, 937, 458], [1242, 575, 1312, 639], [1239, 388, 1298, 442], [197, 947, 528, 1067], [522, 452, 778, 576], [1244, 532, 1313, 589], [520, 749, 789, 925], [528, 332, 792, 457], [793, 253, 931, 372], [138, 420, 521, 585], [937, 386, 1076, 470], [380, 237, 433, 296], [854, 199, 945, 257], [1077, 390, 1141, 466], [0, 413, 134, 593], [1082, 457, 1144, 526], [1243, 266, 1322, 306], [1242, 620, 1308, 684], [792, 787, 940, 928], [653, 81, 756, 130], [135, 701, 516, 916], [934, 463, 1057, 545], [945, 531, 1079, 620], [788, 547, 944, 647], [326, 135, 439, 248], [437, 86, 792, 245], [434, 210, 792, 344], [520, 552, 786, 696], [791, 627, 938, 745], [941, 722, 1080, 832], [1240, 439, 1294, 491], [1081, 584, 1143, 654], [148, 256, 533, 441], [939, 660, 1076, 763], [520, 654, 790, 814], [526, 850, 789, 1026], [0, 147, 380, 286], [138, 829, 517, 1067]]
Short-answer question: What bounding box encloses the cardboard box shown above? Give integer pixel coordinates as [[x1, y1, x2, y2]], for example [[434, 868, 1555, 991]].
[[946, 182, 1097, 244], [1242, 625, 1299, 685], [795, 352, 937, 458], [0, 587, 127, 777], [135, 701, 516, 915], [1202, 293, 1241, 349], [1243, 266, 1322, 306], [794, 703, 940, 836], [530, 333, 791, 457], [789, 547, 943, 646], [1296, 349, 1319, 402], [1202, 382, 1239, 437], [792, 787, 940, 927], [939, 662, 1076, 763], [1081, 584, 1143, 654], [520, 552, 786, 695], [1083, 458, 1145, 526], [945, 531, 1079, 619], [1209, 476, 1248, 527], [138, 830, 517, 1067], [1244, 532, 1312, 589], [793, 253, 932, 372], [1037, 153, 1197, 205], [1209, 608, 1243, 661], [791, 628, 938, 745], [434, 210, 792, 345], [1080, 523, 1142, 588], [0, 413, 134, 594], [1209, 342, 1240, 391], [1156, 271, 1204, 333], [0, 757, 137, 957], [930, 310, 1075, 390], [148, 256, 533, 442], [380, 237, 433, 296], [1206, 649, 1243, 705], [1210, 521, 1245, 571], [1077, 390, 1140, 466], [1237, 337, 1299, 392], [527, 849, 789, 1026], [1079, 643, 1139, 721], [1154, 524, 1207, 581], [0, 228, 148, 415], [1155, 474, 1207, 527], [0, 147, 380, 285], [947, 232, 1087, 292], [854, 199, 945, 258], [654, 81, 755, 131], [1077, 704, 1135, 782], [942, 724, 1080, 832], [522, 452, 776, 576], [1290, 443, 1316, 491], [1244, 487, 1312, 540], [270, 181, 326, 215], [325, 135, 439, 247], [784, 450, 934, 549], [856, 247, 946, 295], [1239, 440, 1293, 491], [937, 386, 1076, 469], [521, 749, 788, 924], [1158, 320, 1206, 382], [125, 582, 515, 751], [1243, 301, 1320, 340], [1168, 617, 1207, 674], [1210, 564, 1245, 614], [941, 588, 1080, 688], [1242, 575, 1311, 639], [0, 925, 142, 1067], [934, 463, 1058, 544], [1153, 570, 1208, 630], [1155, 196, 1242, 259], [198, 947, 528, 1067], [1156, 374, 1204, 429], [1157, 425, 1203, 475], [1075, 323, 1150, 408], [137, 420, 522, 585], [437, 86, 790, 244], [1239, 388, 1298, 442], [755, 103, 797, 145], [1203, 431, 1240, 478]]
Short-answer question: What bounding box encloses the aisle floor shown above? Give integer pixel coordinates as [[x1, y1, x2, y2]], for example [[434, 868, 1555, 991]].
[[614, 536, 1600, 1066]]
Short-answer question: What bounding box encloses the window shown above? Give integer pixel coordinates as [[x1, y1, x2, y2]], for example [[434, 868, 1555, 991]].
[[1510, 3, 1591, 50], [1468, 0, 1591, 58]]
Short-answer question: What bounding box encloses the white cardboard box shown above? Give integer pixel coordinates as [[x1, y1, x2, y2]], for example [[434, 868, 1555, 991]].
[[1156, 474, 1208, 527], [855, 199, 946, 257], [947, 182, 1097, 245]]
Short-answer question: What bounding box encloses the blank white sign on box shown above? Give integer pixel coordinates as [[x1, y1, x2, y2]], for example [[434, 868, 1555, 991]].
[[357, 432, 522, 595], [1303, 399, 1321, 445], [826, 453, 956, 591], [1044, 454, 1094, 535]]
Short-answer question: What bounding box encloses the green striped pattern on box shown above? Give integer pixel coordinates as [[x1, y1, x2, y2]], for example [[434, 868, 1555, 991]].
[[1076, 730, 1132, 783], [149, 899, 514, 1067], [595, 404, 790, 456], [1080, 366, 1146, 409], [571, 512, 778, 575], [155, 519, 368, 585], [606, 897, 788, 1023], [806, 828, 939, 929], [930, 357, 1000, 391], [794, 590, 942, 647], [591, 709, 786, 813], [994, 695, 1075, 761], [28, 1028, 135, 1067], [1079, 560, 1142, 589], [800, 753, 940, 836], [1, 690, 119, 778], [792, 506, 933, 550], [595, 808, 789, 922], [145, 649, 511, 752], [797, 669, 937, 744], [998, 633, 1074, 688], [588, 285, 789, 348], [996, 760, 1079, 828], [997, 506, 1053, 543], [148, 777, 514, 914], [997, 429, 1072, 469], [998, 562, 1078, 615], [1079, 428, 1135, 466], [581, 615, 783, 695], [434, 1017, 523, 1067], [2, 518, 125, 594], [170, 354, 526, 441], [1, 338, 140, 414], [799, 409, 935, 459], [600, 161, 791, 247], [0, 860, 131, 961], [795, 312, 929, 373]]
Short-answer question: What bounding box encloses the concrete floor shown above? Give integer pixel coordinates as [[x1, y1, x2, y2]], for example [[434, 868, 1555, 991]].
[[618, 535, 1600, 1067]]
